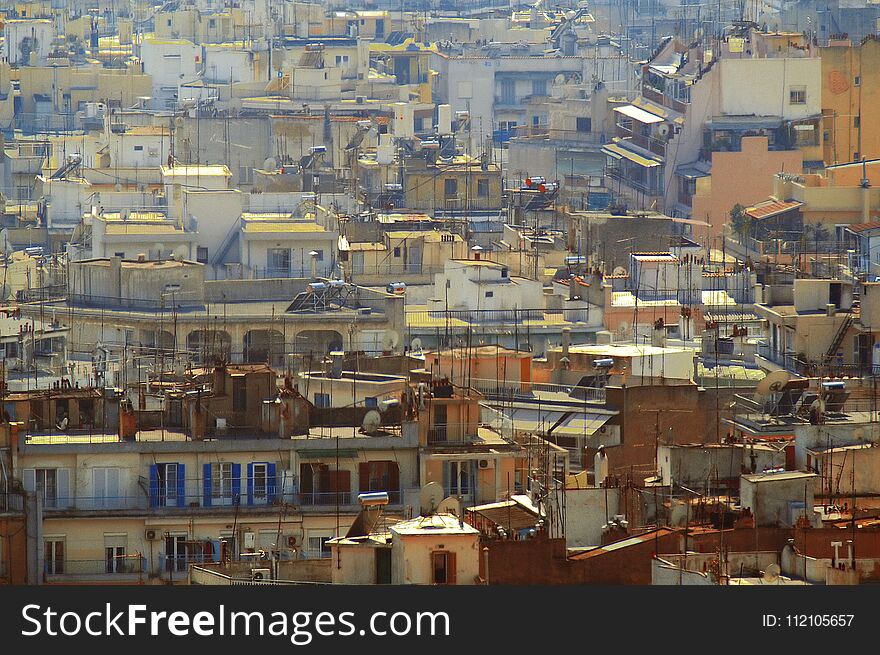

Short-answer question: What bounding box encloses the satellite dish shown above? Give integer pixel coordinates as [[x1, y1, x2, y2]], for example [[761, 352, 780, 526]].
[[854, 427, 866, 441], [263, 157, 277, 171], [382, 329, 400, 351], [361, 409, 382, 434], [419, 482, 444, 516], [410, 337, 423, 355], [437, 496, 461, 517], [762, 563, 781, 584], [756, 370, 791, 396], [612, 266, 627, 276], [173, 245, 189, 260]]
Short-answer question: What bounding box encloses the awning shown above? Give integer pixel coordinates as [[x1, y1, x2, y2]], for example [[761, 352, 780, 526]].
[[297, 449, 359, 459], [746, 199, 803, 220], [613, 104, 663, 124], [551, 411, 614, 438], [602, 142, 662, 168], [675, 162, 711, 179]]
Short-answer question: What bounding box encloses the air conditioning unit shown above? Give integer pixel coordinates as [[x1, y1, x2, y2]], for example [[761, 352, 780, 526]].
[[287, 535, 297, 548], [251, 568, 271, 582], [243, 531, 256, 549], [478, 459, 494, 469], [144, 529, 157, 540]]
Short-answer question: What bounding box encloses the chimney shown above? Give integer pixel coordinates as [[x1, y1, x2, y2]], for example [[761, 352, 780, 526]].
[[137, 253, 146, 263], [569, 274, 578, 300], [110, 255, 122, 300], [309, 250, 319, 279], [330, 351, 344, 379], [213, 365, 226, 395], [471, 245, 483, 261], [561, 327, 571, 360], [826, 303, 836, 317]]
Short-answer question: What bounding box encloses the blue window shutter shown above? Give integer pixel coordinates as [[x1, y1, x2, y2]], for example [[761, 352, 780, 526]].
[[203, 463, 212, 507], [232, 463, 241, 504], [267, 463, 277, 503], [246, 463, 254, 506], [211, 540, 221, 562], [149, 465, 159, 508], [442, 461, 450, 493], [177, 463, 186, 507]]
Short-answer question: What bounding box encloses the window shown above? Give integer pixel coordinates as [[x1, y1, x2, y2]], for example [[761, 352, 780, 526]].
[[196, 246, 208, 263], [114, 252, 125, 258], [45, 538, 64, 575], [208, 18, 216, 28], [477, 179, 489, 197], [212, 463, 234, 502], [444, 178, 458, 199], [789, 86, 807, 105], [133, 145, 143, 152], [314, 249, 324, 262], [307, 534, 333, 557], [393, 246, 401, 257], [431, 551, 456, 584], [501, 267, 508, 278], [365, 397, 378, 407], [855, 151, 860, 161], [232, 377, 247, 411], [314, 392, 331, 408], [167, 18, 172, 26], [445, 460, 470, 495], [92, 467, 120, 509], [485, 291, 494, 298], [268, 248, 290, 274], [24, 468, 69, 509], [855, 75, 861, 86], [855, 116, 861, 128], [576, 116, 592, 132], [532, 78, 547, 96]]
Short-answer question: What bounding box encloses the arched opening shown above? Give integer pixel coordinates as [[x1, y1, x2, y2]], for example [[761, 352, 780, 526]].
[[243, 329, 285, 366], [186, 330, 232, 364], [294, 330, 344, 356]]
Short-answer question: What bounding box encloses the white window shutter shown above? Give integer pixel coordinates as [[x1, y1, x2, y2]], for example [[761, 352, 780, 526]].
[[56, 468, 71, 508], [108, 468, 120, 508]]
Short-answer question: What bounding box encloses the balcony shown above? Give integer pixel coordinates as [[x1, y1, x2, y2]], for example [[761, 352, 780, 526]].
[[45, 556, 146, 583], [756, 340, 874, 378]]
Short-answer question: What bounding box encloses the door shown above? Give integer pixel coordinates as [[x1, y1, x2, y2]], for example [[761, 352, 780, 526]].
[[375, 548, 392, 584], [93, 467, 120, 509], [165, 535, 186, 572], [159, 463, 178, 507], [105, 546, 126, 573], [252, 463, 268, 505], [45, 539, 64, 575]]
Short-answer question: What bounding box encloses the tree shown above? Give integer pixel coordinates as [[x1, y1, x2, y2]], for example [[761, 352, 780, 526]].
[[729, 204, 751, 240]]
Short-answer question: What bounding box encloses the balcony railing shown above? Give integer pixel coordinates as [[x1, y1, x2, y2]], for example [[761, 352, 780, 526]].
[[756, 340, 876, 378], [38, 487, 402, 513], [46, 557, 146, 577]]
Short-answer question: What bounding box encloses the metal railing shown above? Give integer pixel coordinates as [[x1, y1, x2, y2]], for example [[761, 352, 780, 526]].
[[46, 556, 145, 577], [0, 493, 25, 512]]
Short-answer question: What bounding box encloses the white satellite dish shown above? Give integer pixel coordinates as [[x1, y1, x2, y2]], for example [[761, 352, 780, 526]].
[[762, 563, 781, 584], [419, 482, 444, 516], [382, 329, 400, 352], [612, 266, 627, 276], [437, 496, 461, 517], [756, 370, 791, 396], [361, 409, 382, 434], [410, 337, 423, 355], [263, 157, 277, 171]]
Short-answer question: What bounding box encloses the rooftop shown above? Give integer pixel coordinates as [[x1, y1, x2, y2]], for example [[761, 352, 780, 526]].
[[390, 513, 479, 536]]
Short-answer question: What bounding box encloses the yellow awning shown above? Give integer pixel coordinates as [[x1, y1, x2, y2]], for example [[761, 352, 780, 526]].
[[602, 142, 662, 168]]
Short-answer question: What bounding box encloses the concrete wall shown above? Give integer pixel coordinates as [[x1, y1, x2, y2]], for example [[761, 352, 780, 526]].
[[564, 487, 620, 548], [391, 532, 480, 585]]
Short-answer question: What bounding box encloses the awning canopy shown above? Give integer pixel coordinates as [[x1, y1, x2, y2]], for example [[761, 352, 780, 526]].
[[613, 104, 663, 124], [550, 412, 614, 438], [602, 142, 662, 168]]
